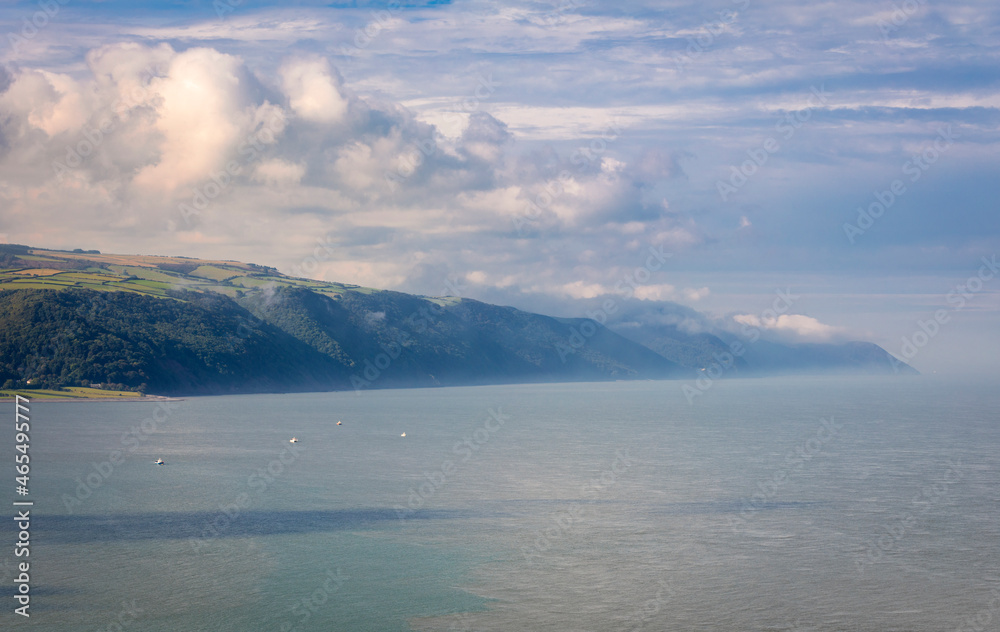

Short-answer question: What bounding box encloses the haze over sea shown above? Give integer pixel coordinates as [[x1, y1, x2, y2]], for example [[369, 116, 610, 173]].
[[8, 375, 999, 631]]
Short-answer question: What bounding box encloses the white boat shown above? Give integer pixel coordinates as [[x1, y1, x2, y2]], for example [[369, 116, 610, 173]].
[[400, 432, 406, 437], [337, 421, 342, 426], [154, 458, 164, 465], [289, 437, 299, 443]]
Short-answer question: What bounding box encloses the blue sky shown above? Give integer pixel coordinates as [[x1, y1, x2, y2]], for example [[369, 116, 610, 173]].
[[0, 0, 997, 374]]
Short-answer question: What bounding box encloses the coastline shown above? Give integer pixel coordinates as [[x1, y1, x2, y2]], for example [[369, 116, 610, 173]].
[[0, 394, 182, 403]]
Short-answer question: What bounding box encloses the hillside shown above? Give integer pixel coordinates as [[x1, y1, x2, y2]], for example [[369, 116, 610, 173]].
[[0, 245, 915, 395], [0, 246, 683, 394]]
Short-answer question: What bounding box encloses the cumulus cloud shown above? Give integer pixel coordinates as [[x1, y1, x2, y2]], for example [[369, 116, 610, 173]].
[[280, 57, 349, 125], [556, 280, 610, 299], [733, 313, 848, 342], [0, 0, 992, 367], [606, 300, 713, 335], [683, 287, 710, 301], [252, 159, 306, 186], [133, 47, 274, 191], [460, 112, 512, 164], [633, 284, 678, 301]]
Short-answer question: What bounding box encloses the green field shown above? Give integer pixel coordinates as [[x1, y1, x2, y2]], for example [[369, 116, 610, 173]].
[[189, 265, 242, 281], [130, 279, 173, 290], [230, 275, 283, 288], [0, 268, 176, 296], [0, 386, 145, 400], [107, 265, 183, 283], [0, 247, 383, 301]]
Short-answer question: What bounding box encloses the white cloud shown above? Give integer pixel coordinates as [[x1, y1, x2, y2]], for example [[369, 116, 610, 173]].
[[280, 57, 349, 125], [634, 284, 677, 301], [0, 0, 994, 370], [132, 46, 279, 192], [733, 313, 847, 341], [252, 159, 306, 186], [557, 280, 610, 299], [684, 287, 710, 301], [20, 71, 87, 137]]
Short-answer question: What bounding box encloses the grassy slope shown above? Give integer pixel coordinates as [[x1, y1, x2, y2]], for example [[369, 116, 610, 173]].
[[0, 387, 144, 400], [0, 247, 687, 395], [0, 246, 913, 390], [0, 247, 376, 300]]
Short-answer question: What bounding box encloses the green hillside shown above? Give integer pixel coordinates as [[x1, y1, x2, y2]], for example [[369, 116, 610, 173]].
[[0, 245, 682, 395], [0, 244, 913, 396], [0, 244, 373, 299]]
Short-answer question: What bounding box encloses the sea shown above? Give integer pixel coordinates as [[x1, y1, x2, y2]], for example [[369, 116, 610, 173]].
[[4, 375, 999, 631]]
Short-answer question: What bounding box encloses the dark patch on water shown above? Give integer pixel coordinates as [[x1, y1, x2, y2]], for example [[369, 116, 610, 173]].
[[34, 508, 473, 544]]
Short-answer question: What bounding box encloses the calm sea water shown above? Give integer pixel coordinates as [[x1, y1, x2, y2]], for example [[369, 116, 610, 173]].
[[4, 375, 999, 631]]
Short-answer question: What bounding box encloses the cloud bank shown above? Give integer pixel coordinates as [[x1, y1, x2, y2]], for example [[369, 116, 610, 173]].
[[0, 0, 997, 371]]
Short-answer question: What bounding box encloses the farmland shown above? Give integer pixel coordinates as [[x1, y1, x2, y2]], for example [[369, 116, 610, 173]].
[[0, 247, 376, 300]]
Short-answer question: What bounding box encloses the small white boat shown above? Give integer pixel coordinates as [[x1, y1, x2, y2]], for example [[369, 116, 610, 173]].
[[400, 432, 406, 437], [154, 458, 164, 465], [289, 437, 299, 443], [337, 421, 342, 426]]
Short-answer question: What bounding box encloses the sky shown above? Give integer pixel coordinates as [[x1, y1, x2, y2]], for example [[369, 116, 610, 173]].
[[0, 0, 997, 375]]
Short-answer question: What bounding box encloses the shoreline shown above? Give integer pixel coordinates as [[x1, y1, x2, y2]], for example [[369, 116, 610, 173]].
[[0, 394, 183, 403], [0, 373, 936, 403]]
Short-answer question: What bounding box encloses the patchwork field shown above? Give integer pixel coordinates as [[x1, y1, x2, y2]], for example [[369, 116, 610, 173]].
[[0, 386, 145, 400], [0, 247, 378, 300]]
